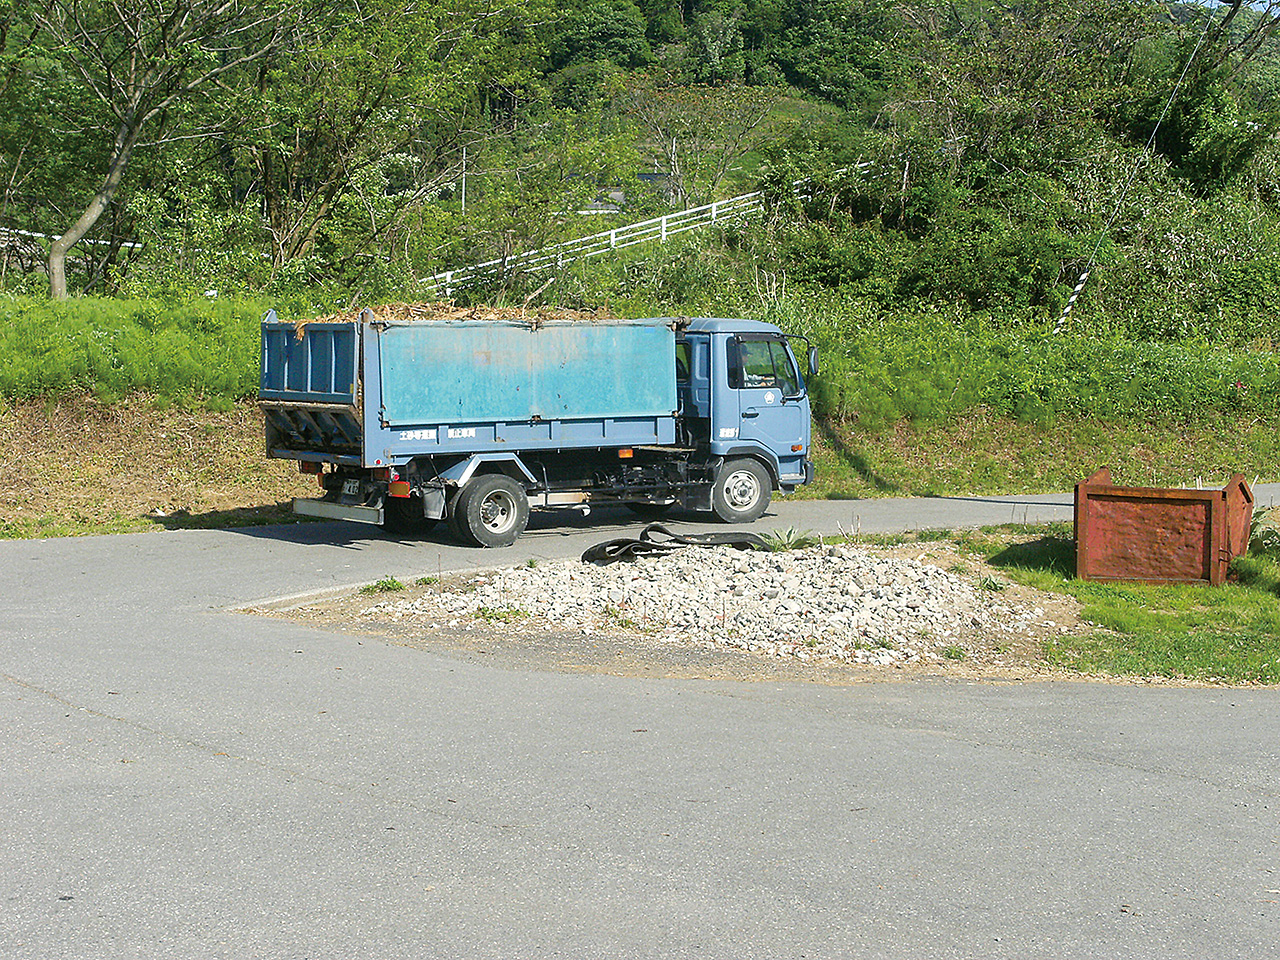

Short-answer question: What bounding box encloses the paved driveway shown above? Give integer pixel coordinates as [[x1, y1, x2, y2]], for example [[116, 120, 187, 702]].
[[3, 490, 1278, 958]]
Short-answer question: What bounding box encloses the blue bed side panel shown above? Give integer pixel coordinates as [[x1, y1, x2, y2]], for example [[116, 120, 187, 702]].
[[375, 320, 677, 425]]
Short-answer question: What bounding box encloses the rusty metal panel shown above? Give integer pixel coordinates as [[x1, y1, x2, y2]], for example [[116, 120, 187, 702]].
[[1074, 468, 1253, 585], [1224, 476, 1255, 559]]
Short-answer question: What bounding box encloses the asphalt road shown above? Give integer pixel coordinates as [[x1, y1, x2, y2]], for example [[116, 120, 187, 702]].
[[3, 488, 1279, 959]]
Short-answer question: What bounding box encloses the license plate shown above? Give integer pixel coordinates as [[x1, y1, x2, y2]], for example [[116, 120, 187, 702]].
[[341, 479, 361, 497]]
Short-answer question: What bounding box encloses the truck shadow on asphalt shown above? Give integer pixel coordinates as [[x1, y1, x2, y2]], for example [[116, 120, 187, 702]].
[[197, 503, 761, 550]]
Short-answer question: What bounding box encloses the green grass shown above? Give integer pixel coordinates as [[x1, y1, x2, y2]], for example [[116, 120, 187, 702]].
[[0, 294, 302, 402], [360, 576, 406, 594], [0, 504, 304, 539], [475, 606, 529, 623], [964, 525, 1280, 684], [0, 513, 154, 539], [799, 410, 1280, 500]]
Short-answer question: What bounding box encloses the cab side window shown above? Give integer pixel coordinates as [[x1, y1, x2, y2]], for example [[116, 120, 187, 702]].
[[726, 339, 743, 389], [733, 339, 800, 395], [772, 342, 800, 395], [675, 341, 691, 383]]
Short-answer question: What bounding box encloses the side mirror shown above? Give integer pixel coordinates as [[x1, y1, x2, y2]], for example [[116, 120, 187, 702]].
[[807, 346, 819, 378]]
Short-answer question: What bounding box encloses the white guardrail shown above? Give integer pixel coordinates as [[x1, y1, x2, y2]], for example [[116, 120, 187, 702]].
[[420, 166, 872, 297], [421, 190, 767, 297]]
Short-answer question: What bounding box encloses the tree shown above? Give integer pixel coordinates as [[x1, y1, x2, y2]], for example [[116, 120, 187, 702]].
[[685, 9, 745, 84], [550, 0, 653, 70], [624, 78, 783, 206], [29, 0, 294, 298], [230, 0, 543, 283], [1202, 0, 1280, 77], [773, 0, 903, 112]]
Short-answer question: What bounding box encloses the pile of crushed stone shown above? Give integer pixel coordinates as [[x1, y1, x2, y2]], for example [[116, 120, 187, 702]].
[[358, 543, 1078, 667]]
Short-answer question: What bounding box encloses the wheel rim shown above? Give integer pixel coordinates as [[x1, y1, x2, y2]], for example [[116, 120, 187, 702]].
[[479, 489, 518, 534], [723, 470, 761, 510]]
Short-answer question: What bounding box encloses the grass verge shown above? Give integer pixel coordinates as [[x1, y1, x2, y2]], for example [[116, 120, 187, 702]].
[[947, 522, 1280, 685], [0, 394, 315, 539], [801, 409, 1280, 499]]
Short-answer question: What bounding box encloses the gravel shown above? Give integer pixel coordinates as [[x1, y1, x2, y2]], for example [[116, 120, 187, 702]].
[[358, 543, 1072, 666]]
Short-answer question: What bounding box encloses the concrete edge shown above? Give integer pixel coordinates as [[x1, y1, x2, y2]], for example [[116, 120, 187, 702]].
[[233, 563, 518, 614]]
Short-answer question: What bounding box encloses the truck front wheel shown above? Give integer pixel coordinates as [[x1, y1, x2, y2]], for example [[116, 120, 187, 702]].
[[451, 474, 530, 547], [712, 458, 771, 523]]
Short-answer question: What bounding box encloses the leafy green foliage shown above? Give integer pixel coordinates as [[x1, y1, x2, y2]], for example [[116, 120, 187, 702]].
[[761, 526, 820, 551], [1251, 507, 1280, 554], [770, 0, 903, 113], [0, 296, 271, 400], [360, 576, 407, 594], [550, 0, 653, 70]]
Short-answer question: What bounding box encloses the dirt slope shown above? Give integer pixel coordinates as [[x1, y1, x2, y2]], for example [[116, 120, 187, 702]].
[[0, 395, 312, 536]]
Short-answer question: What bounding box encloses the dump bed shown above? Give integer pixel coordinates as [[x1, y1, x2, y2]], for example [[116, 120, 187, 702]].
[[260, 310, 679, 467]]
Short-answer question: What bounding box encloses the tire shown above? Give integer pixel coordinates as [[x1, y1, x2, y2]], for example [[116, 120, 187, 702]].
[[625, 501, 676, 520], [711, 458, 772, 523], [450, 474, 530, 547], [381, 495, 437, 536]]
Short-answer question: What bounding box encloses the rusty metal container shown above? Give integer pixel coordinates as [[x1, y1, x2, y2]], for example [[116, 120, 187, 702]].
[[1074, 467, 1254, 585]]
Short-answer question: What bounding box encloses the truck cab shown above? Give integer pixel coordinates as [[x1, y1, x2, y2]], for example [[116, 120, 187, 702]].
[[676, 318, 816, 499]]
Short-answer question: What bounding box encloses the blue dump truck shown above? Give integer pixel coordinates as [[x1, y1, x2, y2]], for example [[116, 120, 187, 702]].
[[259, 308, 816, 546]]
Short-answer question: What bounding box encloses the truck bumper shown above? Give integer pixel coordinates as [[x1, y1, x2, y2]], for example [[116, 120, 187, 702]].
[[293, 497, 383, 525]]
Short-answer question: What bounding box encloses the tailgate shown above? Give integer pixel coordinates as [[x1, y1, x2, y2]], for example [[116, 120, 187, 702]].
[[259, 312, 362, 457], [259, 313, 359, 404]]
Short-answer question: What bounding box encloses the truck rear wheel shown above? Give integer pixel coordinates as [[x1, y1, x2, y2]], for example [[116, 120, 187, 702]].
[[451, 474, 530, 547], [712, 458, 771, 523]]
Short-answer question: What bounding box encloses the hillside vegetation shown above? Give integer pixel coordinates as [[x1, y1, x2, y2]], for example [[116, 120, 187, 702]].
[[2, 0, 1280, 507]]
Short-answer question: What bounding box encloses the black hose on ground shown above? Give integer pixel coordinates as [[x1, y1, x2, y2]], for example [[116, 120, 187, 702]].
[[581, 523, 768, 564]]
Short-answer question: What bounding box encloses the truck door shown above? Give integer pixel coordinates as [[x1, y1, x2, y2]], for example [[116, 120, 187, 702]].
[[727, 336, 809, 481]]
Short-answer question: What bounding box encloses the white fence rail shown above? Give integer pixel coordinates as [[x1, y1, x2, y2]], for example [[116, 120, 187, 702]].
[[420, 165, 874, 297], [421, 190, 768, 297]]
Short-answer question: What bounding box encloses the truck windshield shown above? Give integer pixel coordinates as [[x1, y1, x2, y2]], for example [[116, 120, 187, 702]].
[[730, 338, 800, 395]]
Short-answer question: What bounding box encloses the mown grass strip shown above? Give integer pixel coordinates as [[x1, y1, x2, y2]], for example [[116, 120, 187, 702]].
[[800, 410, 1280, 499], [967, 523, 1280, 684]]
